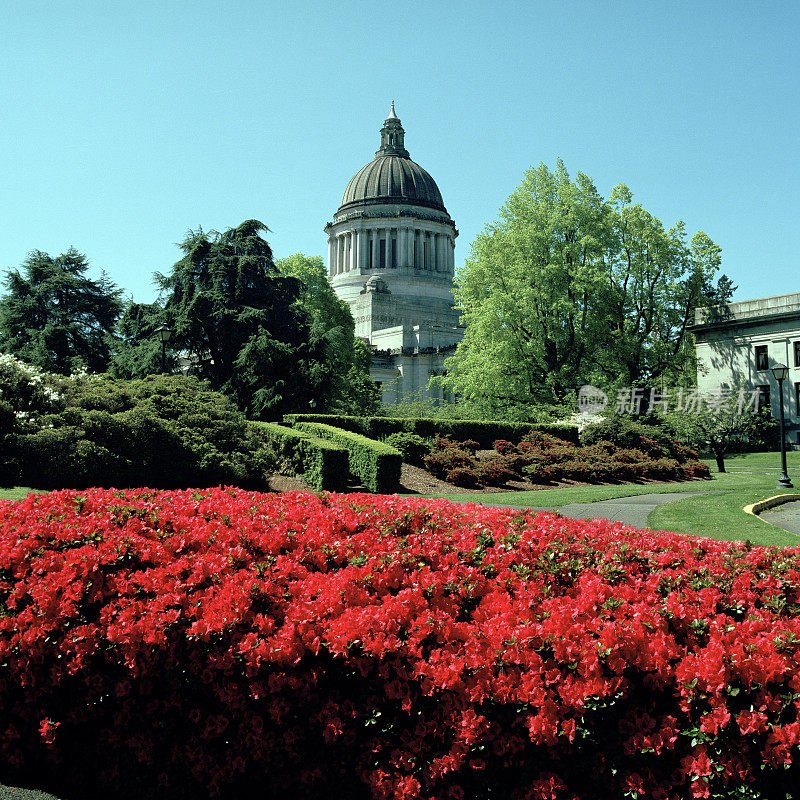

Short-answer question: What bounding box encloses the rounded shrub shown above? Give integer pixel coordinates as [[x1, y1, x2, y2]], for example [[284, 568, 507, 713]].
[[475, 457, 516, 487], [384, 432, 431, 466], [445, 466, 482, 488], [9, 373, 276, 489]]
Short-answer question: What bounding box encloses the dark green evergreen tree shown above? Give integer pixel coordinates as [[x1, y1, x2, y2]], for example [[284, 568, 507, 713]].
[[156, 220, 324, 418], [109, 300, 171, 379], [0, 248, 122, 374]]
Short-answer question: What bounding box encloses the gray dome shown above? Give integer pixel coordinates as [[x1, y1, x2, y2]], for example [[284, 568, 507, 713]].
[[339, 155, 446, 213], [337, 105, 448, 214]]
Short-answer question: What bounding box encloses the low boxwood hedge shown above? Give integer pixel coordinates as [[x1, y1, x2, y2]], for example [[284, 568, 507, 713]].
[[283, 414, 579, 448], [294, 422, 402, 493], [252, 422, 348, 492]]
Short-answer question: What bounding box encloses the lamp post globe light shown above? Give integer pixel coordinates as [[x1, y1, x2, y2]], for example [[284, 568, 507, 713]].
[[155, 325, 171, 374], [770, 363, 793, 489]]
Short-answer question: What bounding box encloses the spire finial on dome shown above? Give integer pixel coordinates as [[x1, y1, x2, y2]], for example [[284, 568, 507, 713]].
[[377, 102, 408, 157]]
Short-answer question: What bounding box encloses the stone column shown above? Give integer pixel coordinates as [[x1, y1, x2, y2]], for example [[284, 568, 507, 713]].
[[333, 235, 339, 275], [327, 236, 334, 277], [357, 230, 367, 270], [397, 226, 406, 268], [348, 232, 355, 272], [347, 231, 356, 272], [371, 231, 378, 269], [385, 228, 392, 268]]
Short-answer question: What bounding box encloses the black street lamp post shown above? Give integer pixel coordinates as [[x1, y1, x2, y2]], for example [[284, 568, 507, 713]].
[[156, 325, 171, 374], [771, 363, 793, 489]]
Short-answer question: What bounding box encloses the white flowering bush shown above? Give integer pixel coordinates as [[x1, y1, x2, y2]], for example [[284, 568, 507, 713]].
[[0, 355, 66, 484], [0, 354, 62, 422]]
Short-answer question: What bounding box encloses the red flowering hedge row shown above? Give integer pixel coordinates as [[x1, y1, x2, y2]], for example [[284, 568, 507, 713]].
[[425, 433, 710, 488], [1, 489, 799, 800]]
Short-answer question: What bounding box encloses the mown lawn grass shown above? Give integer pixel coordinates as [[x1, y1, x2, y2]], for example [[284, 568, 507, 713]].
[[714, 449, 800, 472], [647, 486, 798, 546], [422, 472, 751, 507], [646, 451, 800, 545], [0, 487, 44, 501]]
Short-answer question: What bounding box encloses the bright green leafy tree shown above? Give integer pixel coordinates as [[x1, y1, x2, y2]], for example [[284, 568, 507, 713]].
[[0, 248, 122, 374], [439, 160, 733, 415], [276, 253, 380, 415]]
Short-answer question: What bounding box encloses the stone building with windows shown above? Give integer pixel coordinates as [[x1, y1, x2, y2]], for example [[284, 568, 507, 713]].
[[324, 104, 464, 404], [691, 292, 800, 442]]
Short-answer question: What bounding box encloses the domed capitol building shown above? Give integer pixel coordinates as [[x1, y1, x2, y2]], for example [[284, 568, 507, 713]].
[[324, 103, 464, 403]]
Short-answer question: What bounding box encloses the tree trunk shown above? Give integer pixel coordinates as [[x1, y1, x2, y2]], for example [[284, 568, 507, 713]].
[[715, 453, 726, 473]]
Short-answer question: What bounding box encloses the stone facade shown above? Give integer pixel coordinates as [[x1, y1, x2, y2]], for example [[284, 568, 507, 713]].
[[691, 292, 800, 441], [325, 104, 464, 404]]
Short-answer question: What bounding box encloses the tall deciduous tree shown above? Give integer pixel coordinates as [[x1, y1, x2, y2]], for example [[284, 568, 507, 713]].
[[0, 248, 122, 374], [276, 253, 380, 415], [439, 161, 733, 414], [597, 187, 725, 386]]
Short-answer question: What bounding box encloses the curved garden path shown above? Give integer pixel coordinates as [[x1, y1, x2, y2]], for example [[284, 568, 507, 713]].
[[759, 500, 800, 536], [472, 490, 724, 530]]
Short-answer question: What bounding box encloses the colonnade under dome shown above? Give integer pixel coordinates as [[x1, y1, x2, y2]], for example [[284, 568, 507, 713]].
[[327, 225, 455, 276]]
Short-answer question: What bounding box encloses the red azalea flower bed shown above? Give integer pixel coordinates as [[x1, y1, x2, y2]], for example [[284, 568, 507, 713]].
[[0, 489, 799, 800], [423, 433, 710, 489]]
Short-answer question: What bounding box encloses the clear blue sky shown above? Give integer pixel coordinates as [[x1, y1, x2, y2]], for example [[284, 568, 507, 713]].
[[1, 0, 797, 305]]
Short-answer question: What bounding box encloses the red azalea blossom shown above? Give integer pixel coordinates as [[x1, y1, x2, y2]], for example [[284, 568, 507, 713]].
[[0, 488, 798, 799]]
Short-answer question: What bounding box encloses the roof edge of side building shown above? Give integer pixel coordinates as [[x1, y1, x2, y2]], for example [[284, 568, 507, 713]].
[[691, 291, 800, 333]]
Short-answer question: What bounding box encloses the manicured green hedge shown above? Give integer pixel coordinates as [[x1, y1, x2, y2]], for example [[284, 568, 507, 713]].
[[284, 413, 579, 448], [285, 414, 400, 439], [252, 422, 349, 492], [294, 422, 402, 493]]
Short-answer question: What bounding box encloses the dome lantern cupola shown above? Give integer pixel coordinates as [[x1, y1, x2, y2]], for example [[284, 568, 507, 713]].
[[377, 101, 409, 157]]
